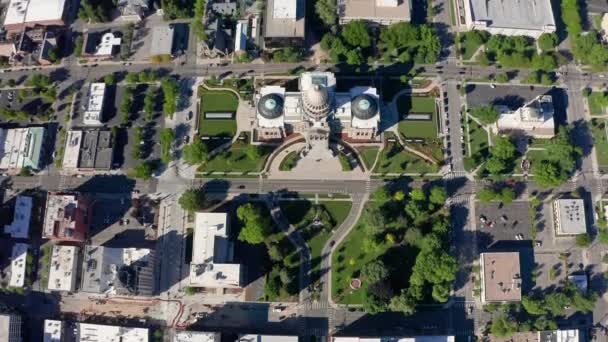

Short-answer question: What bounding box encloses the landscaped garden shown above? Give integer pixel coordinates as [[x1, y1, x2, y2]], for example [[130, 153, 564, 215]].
[[197, 135, 275, 174], [464, 116, 490, 171], [374, 140, 438, 174], [357, 146, 380, 170], [331, 185, 457, 315], [397, 95, 438, 139], [591, 119, 608, 167], [198, 88, 239, 137], [587, 91, 607, 117], [279, 151, 301, 171]]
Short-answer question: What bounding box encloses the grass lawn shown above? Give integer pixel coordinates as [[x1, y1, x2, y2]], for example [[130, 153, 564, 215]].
[[459, 34, 483, 60], [357, 146, 380, 170], [397, 95, 438, 139], [525, 149, 550, 171], [591, 119, 608, 167], [200, 89, 239, 113], [279, 151, 300, 171], [374, 141, 438, 174], [588, 92, 606, 116], [464, 117, 489, 171], [198, 140, 274, 173], [199, 119, 237, 137]]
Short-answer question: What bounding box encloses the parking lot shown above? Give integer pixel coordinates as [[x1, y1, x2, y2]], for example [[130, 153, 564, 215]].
[[475, 201, 532, 249], [465, 84, 568, 126], [0, 89, 54, 123]]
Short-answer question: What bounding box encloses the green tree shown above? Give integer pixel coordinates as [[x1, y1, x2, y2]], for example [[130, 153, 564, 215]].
[[133, 162, 154, 180], [178, 188, 207, 213], [491, 136, 516, 160], [499, 187, 515, 204], [161, 78, 179, 116], [410, 189, 426, 202], [160, 128, 175, 164], [575, 233, 592, 247], [342, 21, 371, 48], [404, 228, 423, 247], [237, 204, 273, 244], [561, 0, 583, 36], [471, 105, 500, 124], [104, 73, 115, 85], [485, 157, 507, 175], [315, 0, 337, 26], [490, 314, 518, 337], [534, 161, 567, 188], [478, 188, 497, 202], [361, 260, 388, 284], [182, 139, 208, 165], [74, 36, 84, 57], [545, 292, 569, 316], [495, 73, 509, 83], [429, 187, 447, 205], [522, 296, 547, 315], [538, 33, 558, 51], [389, 290, 416, 315], [267, 243, 284, 262], [363, 291, 389, 314], [346, 50, 364, 65]]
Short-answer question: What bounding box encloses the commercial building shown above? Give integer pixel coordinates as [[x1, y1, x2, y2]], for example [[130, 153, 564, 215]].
[[235, 19, 248, 53], [82, 31, 122, 59], [9, 243, 28, 288], [76, 323, 148, 342], [255, 72, 381, 144], [0, 127, 46, 171], [4, 196, 32, 239], [552, 199, 587, 236], [42, 192, 91, 242], [263, 0, 305, 48], [47, 245, 79, 292], [488, 330, 579, 342], [174, 331, 221, 342], [333, 337, 455, 342], [480, 252, 522, 304], [62, 130, 115, 171], [461, 0, 556, 38], [238, 335, 299, 342], [81, 246, 155, 296], [3, 0, 67, 32], [338, 0, 412, 25], [0, 313, 22, 342], [150, 25, 175, 57], [43, 320, 63, 342], [189, 213, 242, 289], [83, 83, 107, 126], [492, 95, 555, 139]]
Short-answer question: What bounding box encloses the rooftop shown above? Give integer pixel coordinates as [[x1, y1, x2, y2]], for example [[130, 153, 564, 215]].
[[339, 0, 411, 23], [4, 196, 32, 239], [47, 245, 79, 292], [264, 0, 305, 38], [84, 83, 106, 125], [468, 0, 555, 31], [0, 314, 21, 342], [539, 330, 580, 342], [4, 0, 66, 27], [190, 212, 241, 288], [150, 25, 174, 56], [333, 337, 455, 342], [174, 331, 221, 342], [480, 252, 522, 303], [239, 335, 299, 342], [0, 127, 46, 170], [43, 192, 89, 241], [553, 199, 586, 235], [495, 95, 555, 138], [43, 319, 62, 342], [9, 243, 28, 288], [76, 323, 148, 342]]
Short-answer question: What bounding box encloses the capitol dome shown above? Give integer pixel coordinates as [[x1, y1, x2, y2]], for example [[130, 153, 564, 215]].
[[302, 84, 332, 121], [351, 94, 378, 120], [257, 94, 284, 119]]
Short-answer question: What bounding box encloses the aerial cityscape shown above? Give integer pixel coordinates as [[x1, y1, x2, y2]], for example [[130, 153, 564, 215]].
[[0, 0, 606, 341]]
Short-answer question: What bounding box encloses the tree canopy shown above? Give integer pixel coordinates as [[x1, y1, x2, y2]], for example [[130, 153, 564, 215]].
[[161, 78, 179, 116], [470, 105, 500, 124], [379, 23, 441, 64], [237, 204, 273, 244], [342, 21, 371, 48], [178, 188, 207, 212], [315, 0, 337, 27], [183, 139, 208, 165]]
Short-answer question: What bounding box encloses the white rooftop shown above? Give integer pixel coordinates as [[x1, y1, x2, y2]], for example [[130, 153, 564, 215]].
[[190, 213, 241, 288], [0, 314, 20, 342], [62, 130, 82, 169], [4, 0, 66, 27], [468, 0, 555, 31], [47, 245, 79, 292], [495, 95, 555, 138], [4, 196, 32, 239], [76, 323, 148, 342], [239, 335, 299, 342], [95, 32, 121, 56], [273, 0, 297, 19], [555, 330, 579, 342], [0, 127, 45, 170], [333, 337, 455, 342], [84, 83, 106, 126], [554, 199, 587, 235], [44, 320, 63, 342], [150, 25, 174, 56], [10, 243, 28, 288], [174, 331, 221, 342]]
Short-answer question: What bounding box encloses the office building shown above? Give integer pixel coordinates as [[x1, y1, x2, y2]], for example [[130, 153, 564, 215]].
[[0, 313, 22, 342], [338, 0, 411, 25], [83, 83, 107, 126], [47, 245, 79, 292], [9, 243, 28, 288], [263, 0, 305, 48], [480, 252, 522, 303], [3, 0, 67, 32], [42, 192, 91, 242], [4, 196, 32, 239], [0, 127, 46, 171], [553, 199, 587, 236], [62, 130, 115, 171]]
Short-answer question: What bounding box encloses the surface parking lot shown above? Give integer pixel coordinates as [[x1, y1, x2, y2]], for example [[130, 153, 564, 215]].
[[475, 201, 532, 250]]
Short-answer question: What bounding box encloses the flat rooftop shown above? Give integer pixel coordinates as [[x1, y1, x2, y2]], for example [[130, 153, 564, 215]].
[[333, 337, 455, 342], [264, 0, 305, 38], [4, 196, 32, 239], [539, 330, 580, 342], [44, 319, 62, 342], [174, 331, 221, 342], [340, 0, 411, 22], [480, 252, 522, 303], [468, 0, 555, 31], [239, 335, 299, 342], [4, 0, 66, 26], [48, 245, 79, 292], [554, 199, 586, 235], [0, 127, 45, 170], [10, 243, 28, 288], [150, 25, 174, 56], [0, 314, 20, 342], [77, 323, 148, 342]]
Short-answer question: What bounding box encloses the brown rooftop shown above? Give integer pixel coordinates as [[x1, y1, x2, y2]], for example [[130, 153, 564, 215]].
[[481, 252, 522, 303], [339, 0, 411, 23]]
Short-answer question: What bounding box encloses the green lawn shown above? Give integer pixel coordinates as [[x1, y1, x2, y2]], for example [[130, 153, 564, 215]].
[[357, 146, 380, 170], [591, 119, 608, 167], [198, 89, 239, 137], [198, 141, 274, 173], [279, 151, 300, 171], [525, 149, 550, 170], [459, 34, 483, 60], [199, 119, 237, 137], [397, 96, 438, 139], [464, 117, 489, 171], [588, 92, 606, 116], [374, 141, 438, 174]]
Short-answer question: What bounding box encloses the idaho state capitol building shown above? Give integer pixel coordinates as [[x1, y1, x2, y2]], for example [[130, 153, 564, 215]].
[[254, 72, 381, 145]]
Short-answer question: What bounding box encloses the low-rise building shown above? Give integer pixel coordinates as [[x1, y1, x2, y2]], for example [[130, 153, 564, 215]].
[[83, 83, 107, 126], [4, 196, 32, 239], [3, 0, 68, 32], [43, 320, 63, 342], [42, 192, 91, 242], [238, 335, 298, 342], [82, 31, 122, 60], [47, 245, 79, 292], [116, 0, 151, 21], [9, 243, 28, 288], [552, 199, 587, 236], [492, 95, 555, 139], [263, 0, 305, 49], [338, 0, 411, 25], [0, 127, 46, 172], [0, 313, 22, 342], [480, 252, 522, 304], [81, 246, 155, 296], [333, 337, 455, 342], [75, 323, 148, 342], [235, 19, 249, 53], [174, 331, 221, 342], [489, 330, 579, 342], [150, 25, 175, 57], [461, 0, 556, 38], [189, 212, 242, 289], [62, 130, 115, 172]]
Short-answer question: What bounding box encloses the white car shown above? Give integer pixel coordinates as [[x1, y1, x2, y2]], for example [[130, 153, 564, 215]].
[[272, 306, 284, 313]]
